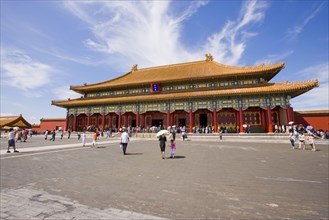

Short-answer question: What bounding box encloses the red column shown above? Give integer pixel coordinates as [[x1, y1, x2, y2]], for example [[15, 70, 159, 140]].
[[213, 108, 218, 133], [167, 110, 170, 128], [286, 105, 291, 122], [65, 114, 69, 131], [73, 114, 77, 132], [189, 110, 193, 133], [290, 106, 295, 122], [117, 112, 121, 131], [136, 112, 140, 131], [261, 109, 266, 132], [87, 114, 91, 127], [235, 111, 239, 132], [239, 108, 244, 133], [267, 106, 273, 133], [102, 113, 105, 131]]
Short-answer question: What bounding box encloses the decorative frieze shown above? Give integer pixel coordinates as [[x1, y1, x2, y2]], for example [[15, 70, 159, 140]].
[[67, 94, 289, 116]]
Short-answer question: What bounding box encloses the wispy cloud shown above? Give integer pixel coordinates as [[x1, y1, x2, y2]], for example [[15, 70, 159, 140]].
[[255, 50, 294, 65], [290, 62, 329, 110], [1, 48, 55, 94], [63, 0, 268, 70], [296, 62, 328, 83], [205, 0, 268, 65], [31, 46, 105, 66], [285, 2, 325, 40]]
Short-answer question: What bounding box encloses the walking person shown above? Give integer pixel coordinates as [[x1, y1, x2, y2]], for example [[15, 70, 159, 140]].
[[7, 128, 19, 153], [81, 130, 87, 147], [16, 131, 23, 142], [289, 129, 295, 149], [170, 139, 176, 158], [120, 128, 130, 155], [309, 133, 317, 151], [49, 129, 56, 141], [44, 130, 49, 140], [219, 127, 223, 140], [77, 132, 81, 141], [29, 130, 33, 138], [159, 134, 167, 159], [23, 129, 28, 142], [92, 130, 98, 147], [298, 132, 306, 150], [60, 130, 64, 139]]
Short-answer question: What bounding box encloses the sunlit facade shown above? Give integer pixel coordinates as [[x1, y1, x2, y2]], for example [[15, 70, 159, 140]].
[[52, 54, 318, 133]]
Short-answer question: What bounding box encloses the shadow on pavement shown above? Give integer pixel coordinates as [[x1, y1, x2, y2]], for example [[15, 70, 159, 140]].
[[125, 153, 143, 155], [166, 155, 186, 159]]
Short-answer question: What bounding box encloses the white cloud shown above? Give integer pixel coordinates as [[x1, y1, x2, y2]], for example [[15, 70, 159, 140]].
[[1, 48, 54, 93], [63, 0, 268, 69], [285, 2, 325, 40], [290, 62, 329, 110], [202, 0, 268, 65], [52, 85, 82, 100]]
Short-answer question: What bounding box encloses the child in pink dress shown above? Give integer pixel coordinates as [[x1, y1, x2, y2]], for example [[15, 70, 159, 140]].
[[170, 140, 176, 158]]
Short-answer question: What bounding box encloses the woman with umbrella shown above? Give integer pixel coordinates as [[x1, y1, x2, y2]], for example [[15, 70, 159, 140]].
[[157, 130, 168, 159], [159, 134, 167, 159]]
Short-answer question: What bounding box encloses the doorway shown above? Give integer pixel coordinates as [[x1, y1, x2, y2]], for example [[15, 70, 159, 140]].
[[200, 114, 207, 127], [152, 119, 163, 127], [131, 120, 136, 127], [178, 119, 186, 127]]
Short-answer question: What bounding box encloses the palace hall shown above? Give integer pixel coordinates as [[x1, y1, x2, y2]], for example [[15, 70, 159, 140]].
[[52, 54, 318, 133]]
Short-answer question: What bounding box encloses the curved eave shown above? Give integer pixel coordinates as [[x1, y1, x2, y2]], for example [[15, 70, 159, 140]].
[[70, 61, 285, 94], [52, 80, 318, 108], [0, 116, 32, 128]]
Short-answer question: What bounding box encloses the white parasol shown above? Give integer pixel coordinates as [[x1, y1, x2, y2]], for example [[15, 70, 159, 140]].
[[13, 127, 19, 130], [242, 124, 247, 128], [156, 130, 169, 137], [288, 121, 294, 125], [306, 125, 313, 130]]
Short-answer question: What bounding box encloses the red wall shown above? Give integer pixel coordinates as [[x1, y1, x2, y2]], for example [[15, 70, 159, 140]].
[[32, 119, 66, 133], [294, 112, 329, 131]]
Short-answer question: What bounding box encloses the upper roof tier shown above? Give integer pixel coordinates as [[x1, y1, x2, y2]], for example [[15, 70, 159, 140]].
[[70, 57, 285, 94]]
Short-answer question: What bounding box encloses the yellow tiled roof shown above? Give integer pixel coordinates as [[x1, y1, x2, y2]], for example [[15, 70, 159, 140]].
[[295, 110, 329, 115], [40, 118, 66, 121], [70, 60, 285, 93], [53, 80, 318, 108], [0, 115, 32, 128]]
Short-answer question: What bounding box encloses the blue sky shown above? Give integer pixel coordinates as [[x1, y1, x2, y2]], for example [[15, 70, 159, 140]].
[[1, 0, 328, 124]]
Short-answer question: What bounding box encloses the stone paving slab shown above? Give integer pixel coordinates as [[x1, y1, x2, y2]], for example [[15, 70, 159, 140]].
[[1, 138, 328, 219], [1, 187, 166, 220]]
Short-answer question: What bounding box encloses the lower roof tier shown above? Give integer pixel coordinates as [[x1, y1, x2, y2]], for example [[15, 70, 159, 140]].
[[52, 80, 318, 108]]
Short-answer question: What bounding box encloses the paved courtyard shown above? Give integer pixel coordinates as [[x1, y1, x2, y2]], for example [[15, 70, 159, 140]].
[[0, 135, 328, 219]]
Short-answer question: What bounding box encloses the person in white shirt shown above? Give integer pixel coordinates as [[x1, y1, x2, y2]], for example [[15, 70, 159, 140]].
[[7, 128, 19, 153], [120, 128, 130, 155]]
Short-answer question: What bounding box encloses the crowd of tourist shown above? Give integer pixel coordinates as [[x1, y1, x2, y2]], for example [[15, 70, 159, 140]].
[[288, 124, 327, 151], [3, 121, 329, 154]]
